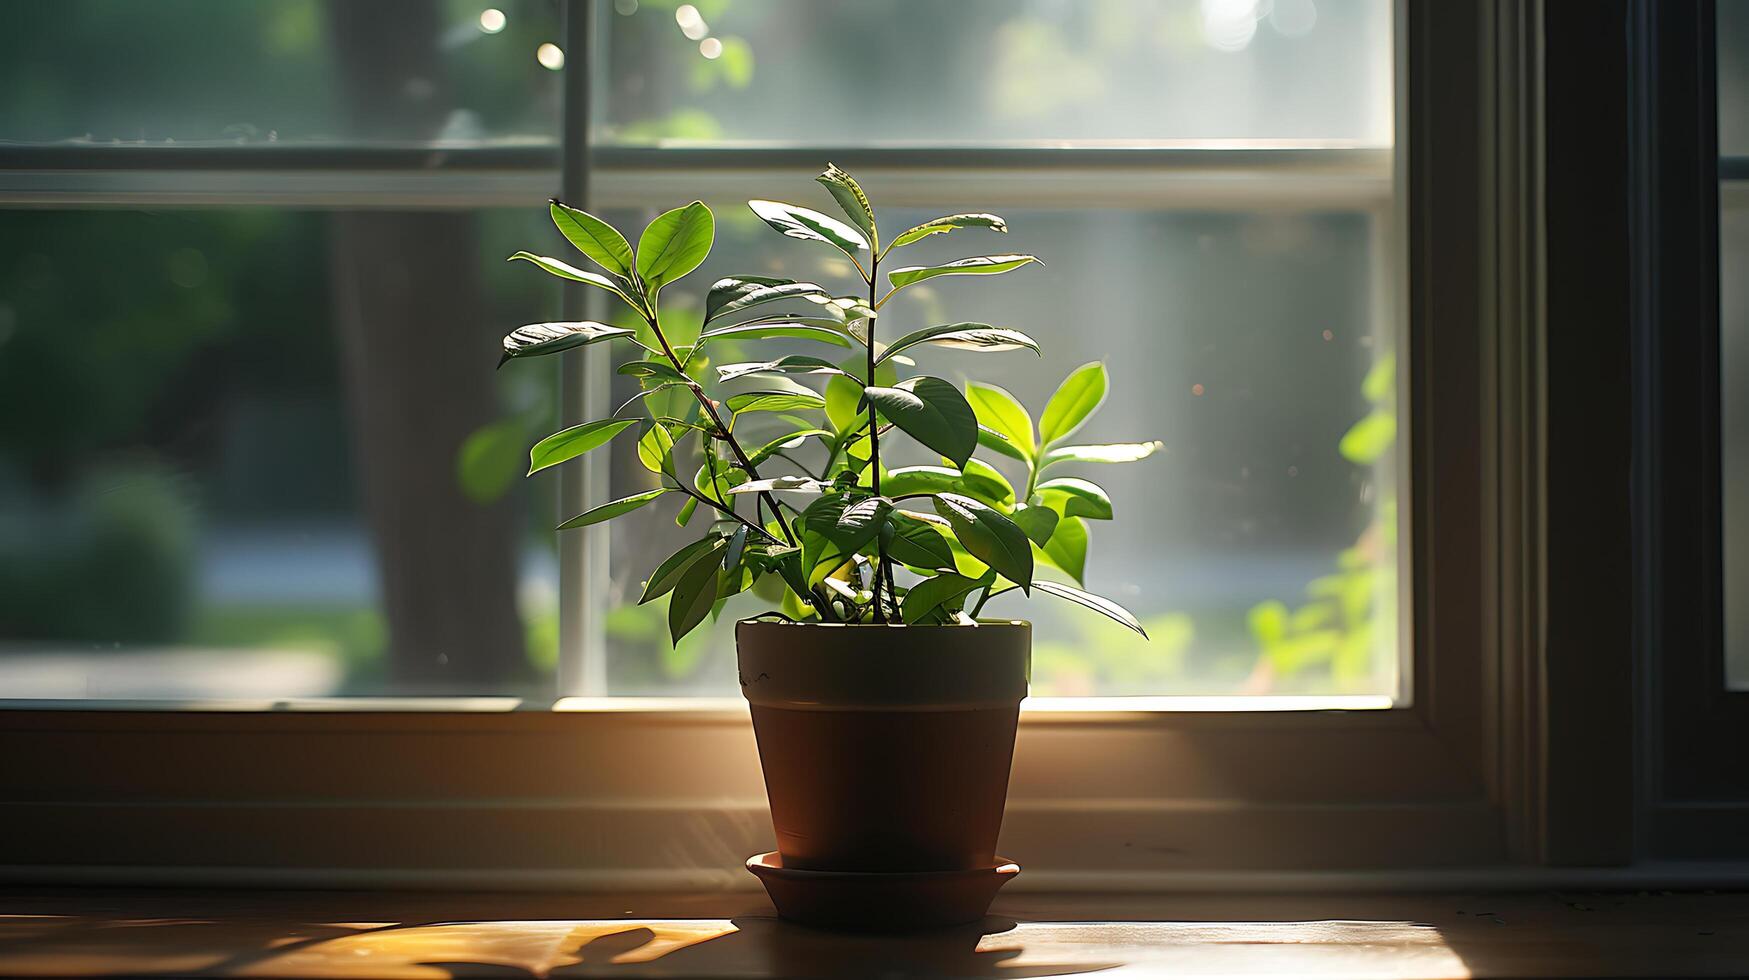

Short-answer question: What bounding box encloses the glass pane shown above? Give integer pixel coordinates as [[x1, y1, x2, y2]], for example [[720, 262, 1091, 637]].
[[592, 201, 1398, 697], [0, 1, 561, 146], [1722, 0, 1749, 689], [0, 208, 560, 699], [596, 0, 1393, 146]]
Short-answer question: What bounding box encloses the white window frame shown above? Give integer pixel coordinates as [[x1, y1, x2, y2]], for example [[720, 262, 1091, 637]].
[[0, 0, 1603, 888]]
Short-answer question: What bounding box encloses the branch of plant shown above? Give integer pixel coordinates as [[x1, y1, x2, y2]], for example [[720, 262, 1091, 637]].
[[864, 249, 890, 623]]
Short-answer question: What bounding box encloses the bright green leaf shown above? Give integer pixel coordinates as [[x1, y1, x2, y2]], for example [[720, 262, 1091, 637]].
[[498, 321, 637, 367], [1009, 503, 1059, 546], [549, 201, 634, 278], [748, 199, 869, 256], [864, 376, 978, 468], [697, 321, 852, 348], [877, 323, 1040, 364], [527, 419, 638, 475], [726, 390, 827, 415], [1040, 441, 1162, 467], [508, 252, 637, 306], [1040, 515, 1088, 585], [886, 254, 1039, 290], [817, 163, 877, 250], [886, 510, 956, 571], [966, 382, 1036, 459], [557, 487, 668, 529], [1035, 476, 1113, 520], [1033, 580, 1147, 638], [636, 201, 714, 292], [717, 354, 847, 383], [1039, 361, 1109, 446], [901, 572, 985, 624], [889, 213, 1008, 249], [704, 276, 833, 323]]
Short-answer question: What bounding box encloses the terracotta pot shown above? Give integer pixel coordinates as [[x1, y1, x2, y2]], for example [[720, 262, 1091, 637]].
[[735, 620, 1031, 874]]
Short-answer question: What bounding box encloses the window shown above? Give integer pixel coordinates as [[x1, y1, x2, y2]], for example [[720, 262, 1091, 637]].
[[3, 0, 1546, 883], [1, 0, 1405, 703], [1720, 0, 1749, 690]]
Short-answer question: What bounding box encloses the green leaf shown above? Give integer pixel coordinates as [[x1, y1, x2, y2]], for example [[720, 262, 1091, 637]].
[[697, 321, 852, 348], [527, 419, 639, 475], [549, 201, 634, 278], [833, 496, 894, 554], [729, 476, 828, 495], [901, 572, 985, 625], [636, 201, 714, 292], [704, 276, 833, 323], [676, 496, 698, 527], [498, 321, 637, 367], [1009, 503, 1059, 545], [748, 199, 869, 256], [864, 376, 978, 468], [1035, 477, 1113, 520], [640, 536, 727, 604], [966, 383, 1037, 459], [1034, 580, 1147, 638], [978, 425, 1029, 463], [960, 459, 1016, 508], [508, 252, 637, 306], [816, 163, 878, 250], [885, 510, 956, 571], [877, 323, 1040, 364], [557, 487, 669, 529], [637, 423, 679, 475], [726, 390, 827, 415], [1040, 515, 1088, 584], [881, 465, 964, 500], [746, 428, 834, 467], [889, 213, 1008, 249], [1039, 361, 1109, 446], [886, 254, 1039, 290], [723, 525, 749, 572], [826, 357, 897, 433], [933, 493, 1033, 591], [668, 546, 723, 644], [1040, 441, 1162, 467], [618, 359, 691, 387], [717, 355, 847, 383]]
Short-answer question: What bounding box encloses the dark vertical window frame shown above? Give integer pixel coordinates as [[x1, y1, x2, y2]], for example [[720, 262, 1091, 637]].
[[1638, 0, 1749, 858]]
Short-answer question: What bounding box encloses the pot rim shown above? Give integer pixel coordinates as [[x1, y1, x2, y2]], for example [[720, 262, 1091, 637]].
[[735, 618, 1030, 629]]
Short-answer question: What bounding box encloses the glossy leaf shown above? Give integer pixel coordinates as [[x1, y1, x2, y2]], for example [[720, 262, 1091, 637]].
[[729, 476, 828, 495], [934, 493, 1032, 590], [527, 418, 638, 475], [498, 321, 637, 367], [967, 383, 1036, 459], [508, 252, 636, 306], [1035, 476, 1114, 520], [704, 276, 833, 323], [885, 510, 956, 571], [1039, 361, 1109, 446], [636, 201, 714, 292], [748, 199, 869, 256], [816, 163, 877, 250], [1040, 441, 1162, 467], [549, 201, 634, 278], [637, 423, 679, 475], [877, 323, 1040, 364], [697, 321, 852, 348], [557, 487, 668, 529], [640, 536, 727, 604], [977, 425, 1029, 463], [717, 355, 847, 383], [1034, 579, 1147, 638], [1040, 515, 1089, 585], [889, 213, 1008, 249], [1009, 503, 1060, 546], [961, 459, 1016, 508], [618, 360, 691, 388], [832, 496, 893, 554], [886, 254, 1039, 290], [826, 356, 897, 433], [668, 545, 723, 643], [746, 428, 834, 467], [863, 376, 978, 468], [723, 525, 749, 572], [726, 390, 827, 415], [901, 572, 985, 624]]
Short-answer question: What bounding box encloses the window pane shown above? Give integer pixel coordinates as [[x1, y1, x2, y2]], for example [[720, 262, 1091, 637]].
[[0, 1, 561, 146], [593, 201, 1399, 697], [596, 0, 1392, 146], [0, 208, 559, 699], [1722, 0, 1749, 689]]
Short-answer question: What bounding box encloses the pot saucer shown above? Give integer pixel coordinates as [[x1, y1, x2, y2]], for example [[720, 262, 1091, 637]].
[[745, 851, 1020, 932]]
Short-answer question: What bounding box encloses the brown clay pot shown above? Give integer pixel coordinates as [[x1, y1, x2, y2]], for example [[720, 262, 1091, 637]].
[[736, 620, 1030, 880]]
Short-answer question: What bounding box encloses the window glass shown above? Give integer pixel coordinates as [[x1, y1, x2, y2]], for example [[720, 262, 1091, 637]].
[[1721, 0, 1749, 689], [593, 200, 1399, 697], [0, 1, 561, 146], [596, 0, 1393, 146], [0, 208, 560, 699]]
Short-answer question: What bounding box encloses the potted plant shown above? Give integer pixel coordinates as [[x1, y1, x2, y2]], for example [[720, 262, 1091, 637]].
[[498, 165, 1158, 929]]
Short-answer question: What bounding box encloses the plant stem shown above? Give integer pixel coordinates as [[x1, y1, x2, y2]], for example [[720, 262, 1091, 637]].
[[865, 248, 889, 623], [640, 303, 796, 546]]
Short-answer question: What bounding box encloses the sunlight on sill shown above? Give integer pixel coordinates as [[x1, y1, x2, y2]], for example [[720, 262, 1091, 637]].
[[0, 694, 1397, 714]]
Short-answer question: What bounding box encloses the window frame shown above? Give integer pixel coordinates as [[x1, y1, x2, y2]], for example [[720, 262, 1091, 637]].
[[0, 0, 1611, 886]]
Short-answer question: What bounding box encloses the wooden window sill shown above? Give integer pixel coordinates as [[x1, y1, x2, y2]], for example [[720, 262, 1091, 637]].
[[0, 887, 1744, 977]]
